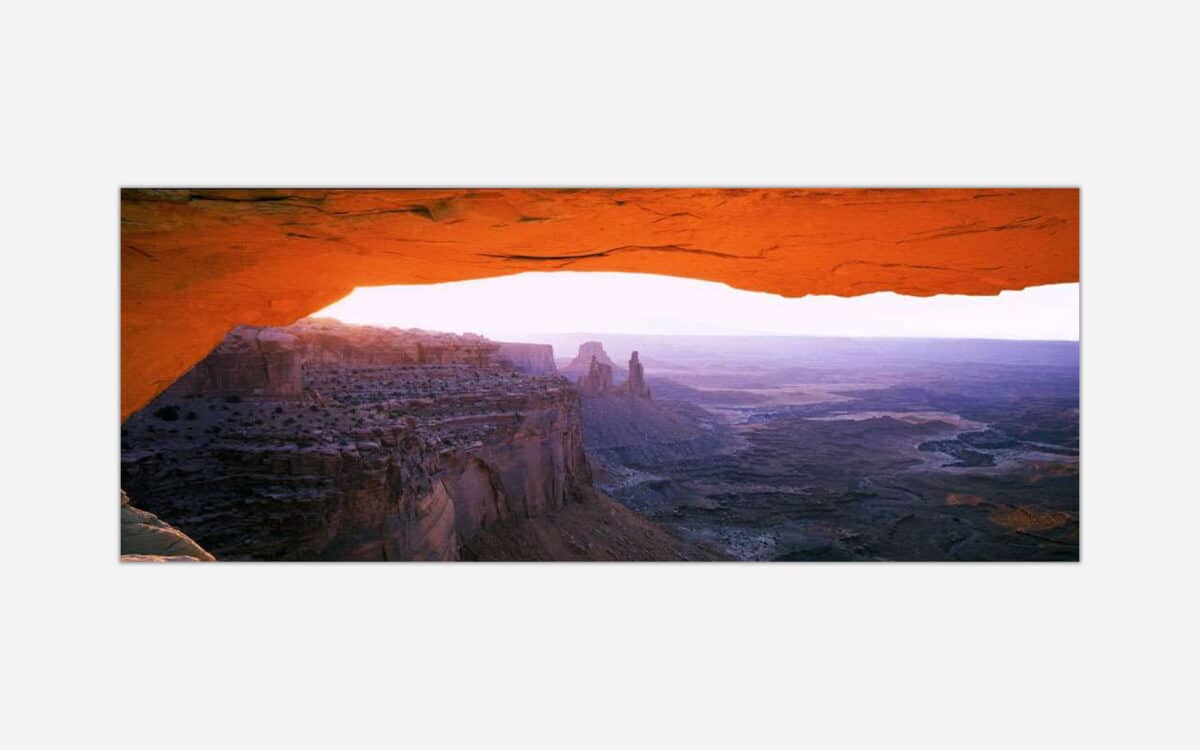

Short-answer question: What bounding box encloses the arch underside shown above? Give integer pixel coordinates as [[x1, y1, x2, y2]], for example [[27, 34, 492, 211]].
[[121, 187, 1078, 419]]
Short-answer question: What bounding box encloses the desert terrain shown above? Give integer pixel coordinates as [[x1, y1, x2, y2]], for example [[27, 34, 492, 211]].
[[552, 334, 1079, 561], [121, 322, 1077, 562]]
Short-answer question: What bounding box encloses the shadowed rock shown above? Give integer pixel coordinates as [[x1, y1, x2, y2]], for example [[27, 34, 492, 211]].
[[120, 321, 706, 561]]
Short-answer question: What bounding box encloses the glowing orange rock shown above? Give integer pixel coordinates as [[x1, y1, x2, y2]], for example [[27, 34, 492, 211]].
[[121, 188, 1078, 419]]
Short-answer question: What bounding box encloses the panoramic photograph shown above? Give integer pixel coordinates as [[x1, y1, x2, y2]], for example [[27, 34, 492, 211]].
[[19, 6, 1198, 748], [120, 187, 1079, 562]]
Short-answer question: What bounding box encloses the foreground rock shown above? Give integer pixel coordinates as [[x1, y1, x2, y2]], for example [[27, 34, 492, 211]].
[[120, 491, 214, 561]]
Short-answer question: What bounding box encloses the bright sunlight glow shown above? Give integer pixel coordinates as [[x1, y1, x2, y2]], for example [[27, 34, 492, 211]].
[[314, 272, 1079, 341]]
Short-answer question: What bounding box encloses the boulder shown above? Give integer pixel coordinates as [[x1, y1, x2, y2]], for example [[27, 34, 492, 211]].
[[120, 491, 215, 561]]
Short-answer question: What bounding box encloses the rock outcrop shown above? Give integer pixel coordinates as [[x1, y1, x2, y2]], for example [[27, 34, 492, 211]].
[[621, 351, 651, 399], [293, 317, 499, 366], [120, 320, 711, 561], [164, 318, 503, 401], [565, 341, 618, 374], [572, 344, 651, 399], [120, 490, 214, 561], [494, 342, 557, 375], [577, 356, 615, 396], [167, 327, 305, 399]]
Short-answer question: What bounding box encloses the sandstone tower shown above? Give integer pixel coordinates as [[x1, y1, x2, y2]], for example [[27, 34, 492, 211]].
[[625, 351, 651, 399], [577, 355, 615, 396]]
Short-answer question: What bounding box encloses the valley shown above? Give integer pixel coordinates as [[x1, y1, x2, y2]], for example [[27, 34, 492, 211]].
[[120, 323, 1078, 562], [568, 335, 1079, 561]]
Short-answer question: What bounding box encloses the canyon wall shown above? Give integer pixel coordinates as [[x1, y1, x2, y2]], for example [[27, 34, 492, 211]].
[[167, 327, 305, 399], [121, 321, 711, 561], [120, 188, 1079, 419], [164, 318, 503, 400], [577, 356, 616, 396], [494, 342, 557, 375]]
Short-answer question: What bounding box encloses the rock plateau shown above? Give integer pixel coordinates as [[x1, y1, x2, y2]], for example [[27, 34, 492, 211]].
[[120, 320, 718, 561]]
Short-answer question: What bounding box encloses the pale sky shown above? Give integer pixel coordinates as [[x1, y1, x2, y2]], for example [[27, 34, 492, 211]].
[[314, 272, 1079, 341]]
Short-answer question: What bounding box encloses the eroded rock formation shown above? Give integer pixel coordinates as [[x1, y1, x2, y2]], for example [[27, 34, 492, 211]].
[[166, 327, 305, 399], [565, 341, 618, 374], [572, 344, 650, 399], [577, 356, 616, 396], [623, 351, 650, 399], [120, 188, 1079, 419], [495, 342, 557, 375], [120, 491, 214, 561], [121, 321, 717, 561]]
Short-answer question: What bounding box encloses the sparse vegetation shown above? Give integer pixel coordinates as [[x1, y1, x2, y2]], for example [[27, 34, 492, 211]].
[[153, 405, 180, 421]]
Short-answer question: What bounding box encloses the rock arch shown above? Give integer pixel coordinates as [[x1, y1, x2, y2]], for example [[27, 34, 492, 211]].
[[121, 187, 1078, 419]]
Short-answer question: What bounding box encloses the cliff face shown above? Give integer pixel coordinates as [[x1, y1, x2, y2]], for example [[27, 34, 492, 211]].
[[577, 356, 615, 396], [164, 319, 504, 401], [120, 490, 214, 561], [167, 327, 305, 399], [566, 341, 616, 371], [120, 321, 713, 560], [622, 351, 651, 399], [494, 342, 557, 375]]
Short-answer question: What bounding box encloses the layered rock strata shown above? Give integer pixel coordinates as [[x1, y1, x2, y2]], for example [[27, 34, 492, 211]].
[[495, 342, 557, 375], [564, 341, 618, 374], [577, 356, 615, 396], [120, 490, 215, 561], [622, 351, 651, 399], [121, 321, 714, 561]]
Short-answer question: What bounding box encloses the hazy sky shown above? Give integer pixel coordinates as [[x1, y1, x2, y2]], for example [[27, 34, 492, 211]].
[[314, 272, 1079, 341]]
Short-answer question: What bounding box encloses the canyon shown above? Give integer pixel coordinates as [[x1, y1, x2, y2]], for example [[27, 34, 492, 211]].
[[116, 188, 1080, 563], [120, 319, 718, 561], [119, 322, 1079, 562], [567, 333, 1079, 561]]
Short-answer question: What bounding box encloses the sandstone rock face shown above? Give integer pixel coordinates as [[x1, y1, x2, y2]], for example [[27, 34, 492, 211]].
[[120, 188, 1079, 419], [623, 351, 650, 399], [164, 318, 502, 401], [494, 342, 557, 375], [566, 341, 617, 373], [167, 326, 304, 399], [120, 322, 600, 561], [577, 356, 615, 396], [291, 317, 499, 367], [120, 490, 215, 561], [463, 486, 722, 561], [573, 344, 651, 399]]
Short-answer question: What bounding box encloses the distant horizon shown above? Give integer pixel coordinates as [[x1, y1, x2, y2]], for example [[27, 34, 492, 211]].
[[491, 329, 1082, 344], [313, 271, 1079, 342], [309, 315, 1081, 345]]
